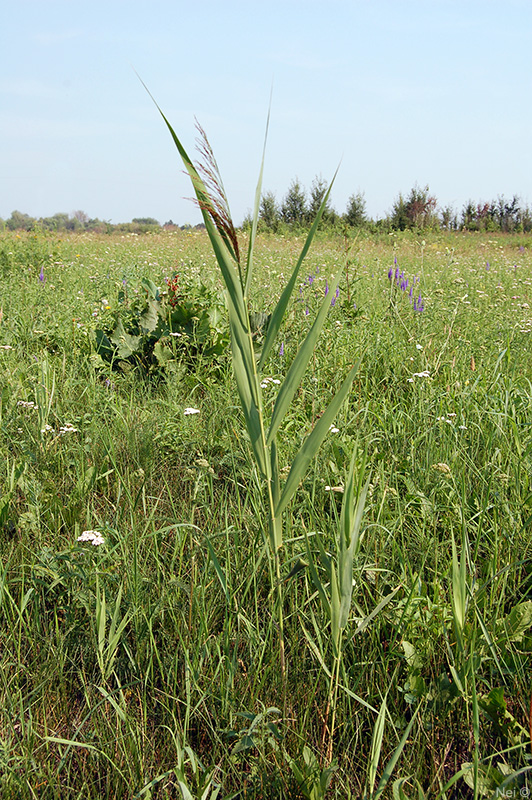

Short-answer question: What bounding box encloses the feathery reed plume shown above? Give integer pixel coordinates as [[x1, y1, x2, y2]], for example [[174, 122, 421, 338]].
[[193, 119, 241, 266]]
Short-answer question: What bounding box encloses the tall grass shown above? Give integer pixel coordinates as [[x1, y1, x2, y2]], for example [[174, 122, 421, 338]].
[[0, 225, 531, 797]]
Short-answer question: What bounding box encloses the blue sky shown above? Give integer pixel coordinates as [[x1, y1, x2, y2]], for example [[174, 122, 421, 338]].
[[1, 0, 531, 225]]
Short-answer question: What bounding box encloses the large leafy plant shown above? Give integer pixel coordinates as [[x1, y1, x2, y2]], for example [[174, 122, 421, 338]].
[[94, 276, 229, 377]]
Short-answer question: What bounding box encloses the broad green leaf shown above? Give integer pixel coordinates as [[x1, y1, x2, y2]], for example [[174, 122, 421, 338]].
[[108, 318, 141, 359], [227, 303, 267, 476], [266, 255, 346, 446], [275, 358, 362, 517], [496, 600, 532, 643], [258, 171, 338, 372]]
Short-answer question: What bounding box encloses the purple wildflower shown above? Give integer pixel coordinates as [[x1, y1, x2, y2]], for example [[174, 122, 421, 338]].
[[39, 266, 45, 283], [325, 281, 329, 296], [305, 307, 309, 316], [486, 261, 490, 271], [279, 342, 284, 356], [388, 267, 393, 281]]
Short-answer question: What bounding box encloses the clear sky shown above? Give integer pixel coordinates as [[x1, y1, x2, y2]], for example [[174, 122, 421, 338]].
[[1, 0, 531, 226]]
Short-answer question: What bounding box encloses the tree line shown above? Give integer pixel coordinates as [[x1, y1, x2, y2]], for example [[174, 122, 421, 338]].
[[0, 210, 202, 235], [254, 179, 532, 233], [2, 181, 532, 234]]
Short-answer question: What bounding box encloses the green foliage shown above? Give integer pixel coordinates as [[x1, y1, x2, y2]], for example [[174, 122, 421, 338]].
[[93, 275, 229, 377], [280, 177, 308, 226], [1, 223, 532, 796], [344, 191, 367, 227]]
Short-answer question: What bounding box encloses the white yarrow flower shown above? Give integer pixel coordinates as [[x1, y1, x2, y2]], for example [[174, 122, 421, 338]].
[[77, 530, 105, 546], [184, 407, 200, 416]]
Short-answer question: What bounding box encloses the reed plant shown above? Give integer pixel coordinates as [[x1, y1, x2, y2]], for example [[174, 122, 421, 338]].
[[150, 90, 363, 693]]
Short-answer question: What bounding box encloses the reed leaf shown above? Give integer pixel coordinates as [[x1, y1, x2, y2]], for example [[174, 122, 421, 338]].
[[244, 102, 271, 298], [266, 256, 345, 446], [274, 357, 362, 518], [258, 172, 337, 373]]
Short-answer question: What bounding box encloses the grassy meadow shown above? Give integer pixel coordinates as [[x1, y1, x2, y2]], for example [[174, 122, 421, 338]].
[[0, 226, 531, 798]]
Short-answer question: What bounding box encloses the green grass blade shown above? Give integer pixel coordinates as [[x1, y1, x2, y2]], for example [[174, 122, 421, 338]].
[[266, 256, 345, 446], [258, 171, 338, 373], [338, 472, 370, 630], [245, 100, 271, 299], [368, 695, 387, 795], [275, 357, 362, 516], [373, 706, 420, 799]]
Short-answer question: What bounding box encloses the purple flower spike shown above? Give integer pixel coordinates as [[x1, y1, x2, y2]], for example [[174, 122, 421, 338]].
[[486, 261, 490, 270], [305, 307, 309, 316], [394, 256, 397, 265], [388, 267, 393, 280], [325, 281, 329, 296], [279, 342, 284, 356], [39, 266, 45, 283], [308, 275, 314, 285]]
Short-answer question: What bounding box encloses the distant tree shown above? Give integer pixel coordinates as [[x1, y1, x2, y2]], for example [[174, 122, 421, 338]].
[[461, 200, 476, 230], [6, 210, 35, 231], [280, 179, 307, 226], [72, 210, 89, 226], [494, 195, 520, 232], [307, 175, 334, 225], [344, 192, 367, 227], [259, 191, 279, 230], [439, 205, 458, 230], [390, 194, 409, 231], [132, 217, 160, 227], [391, 184, 437, 230]]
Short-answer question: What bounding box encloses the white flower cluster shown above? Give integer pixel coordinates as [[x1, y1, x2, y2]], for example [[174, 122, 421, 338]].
[[17, 400, 38, 409], [260, 377, 281, 389], [77, 530, 105, 546], [184, 407, 200, 416], [59, 423, 78, 435]]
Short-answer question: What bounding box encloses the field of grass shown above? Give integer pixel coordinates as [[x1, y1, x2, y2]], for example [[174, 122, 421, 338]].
[[0, 226, 531, 798]]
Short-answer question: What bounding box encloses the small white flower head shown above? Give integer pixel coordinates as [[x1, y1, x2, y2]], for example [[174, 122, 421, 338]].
[[412, 371, 430, 378], [416, 344, 423, 350], [184, 407, 200, 416], [77, 530, 105, 546], [17, 400, 38, 409], [329, 424, 340, 434], [59, 423, 78, 435], [41, 424, 54, 434], [0, 345, 13, 350]]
